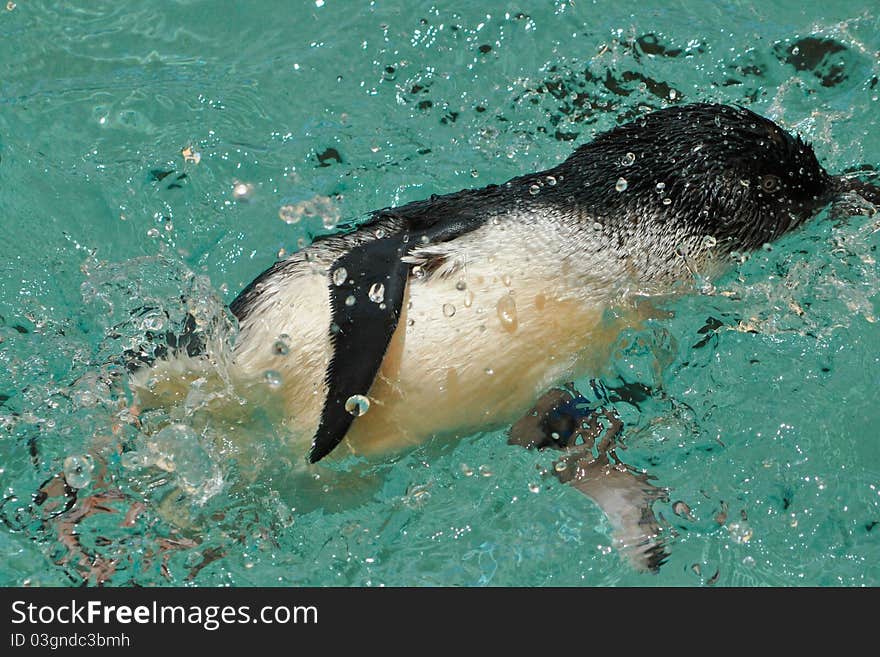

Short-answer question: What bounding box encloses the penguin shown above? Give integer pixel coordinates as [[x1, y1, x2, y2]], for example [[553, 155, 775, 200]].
[[128, 102, 879, 571]]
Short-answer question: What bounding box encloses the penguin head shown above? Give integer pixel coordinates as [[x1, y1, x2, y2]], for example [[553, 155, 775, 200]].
[[564, 103, 854, 253]]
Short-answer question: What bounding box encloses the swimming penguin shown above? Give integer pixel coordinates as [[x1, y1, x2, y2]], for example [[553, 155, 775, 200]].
[[128, 103, 879, 571]]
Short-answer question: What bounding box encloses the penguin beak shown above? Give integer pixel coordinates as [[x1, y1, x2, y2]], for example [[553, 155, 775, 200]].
[[830, 173, 880, 218]]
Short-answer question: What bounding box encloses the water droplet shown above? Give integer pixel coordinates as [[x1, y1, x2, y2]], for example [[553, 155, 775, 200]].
[[478, 465, 493, 477], [332, 267, 348, 286], [615, 177, 628, 192], [442, 303, 456, 317], [63, 455, 94, 489], [727, 521, 753, 544], [264, 370, 283, 388], [702, 235, 717, 249], [272, 340, 290, 356], [345, 394, 370, 416], [662, 197, 672, 205], [529, 184, 541, 196], [146, 227, 160, 238], [496, 294, 518, 332], [528, 482, 540, 493], [404, 484, 432, 508], [233, 181, 254, 200], [460, 463, 474, 477], [655, 181, 666, 192], [592, 221, 603, 231], [484, 367, 494, 375], [278, 205, 301, 224], [455, 279, 467, 291], [554, 461, 568, 472], [501, 273, 512, 287], [621, 152, 636, 167], [374, 228, 386, 239], [546, 175, 557, 186], [368, 282, 385, 304], [762, 243, 773, 252], [345, 294, 356, 307], [463, 290, 474, 307]]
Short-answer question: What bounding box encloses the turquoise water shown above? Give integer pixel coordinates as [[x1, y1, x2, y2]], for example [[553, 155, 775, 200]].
[[1, 0, 879, 586]]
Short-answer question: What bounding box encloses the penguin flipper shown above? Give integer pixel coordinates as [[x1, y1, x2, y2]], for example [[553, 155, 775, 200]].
[[309, 234, 409, 463]]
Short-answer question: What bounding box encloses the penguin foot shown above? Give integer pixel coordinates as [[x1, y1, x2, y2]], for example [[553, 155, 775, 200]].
[[509, 386, 670, 573]]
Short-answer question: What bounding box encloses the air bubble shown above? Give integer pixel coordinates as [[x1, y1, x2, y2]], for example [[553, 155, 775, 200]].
[[615, 177, 628, 192], [142, 315, 165, 331], [702, 235, 717, 249], [546, 175, 557, 186], [345, 394, 370, 417], [63, 455, 94, 489], [621, 152, 636, 167], [442, 303, 456, 317], [529, 184, 541, 196]]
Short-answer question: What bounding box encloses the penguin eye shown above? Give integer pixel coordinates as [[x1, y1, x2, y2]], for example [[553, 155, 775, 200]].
[[760, 174, 781, 193]]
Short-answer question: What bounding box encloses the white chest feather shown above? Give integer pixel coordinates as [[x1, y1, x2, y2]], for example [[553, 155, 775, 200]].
[[227, 213, 652, 458]]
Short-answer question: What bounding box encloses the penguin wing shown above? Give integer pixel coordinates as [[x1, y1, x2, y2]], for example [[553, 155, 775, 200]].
[[308, 191, 496, 463], [309, 233, 410, 463]]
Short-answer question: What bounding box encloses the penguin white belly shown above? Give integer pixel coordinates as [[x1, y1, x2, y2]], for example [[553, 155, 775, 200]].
[[229, 216, 639, 459]]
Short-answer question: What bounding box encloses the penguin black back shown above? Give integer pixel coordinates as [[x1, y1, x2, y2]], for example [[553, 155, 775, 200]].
[[553, 103, 833, 250]]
